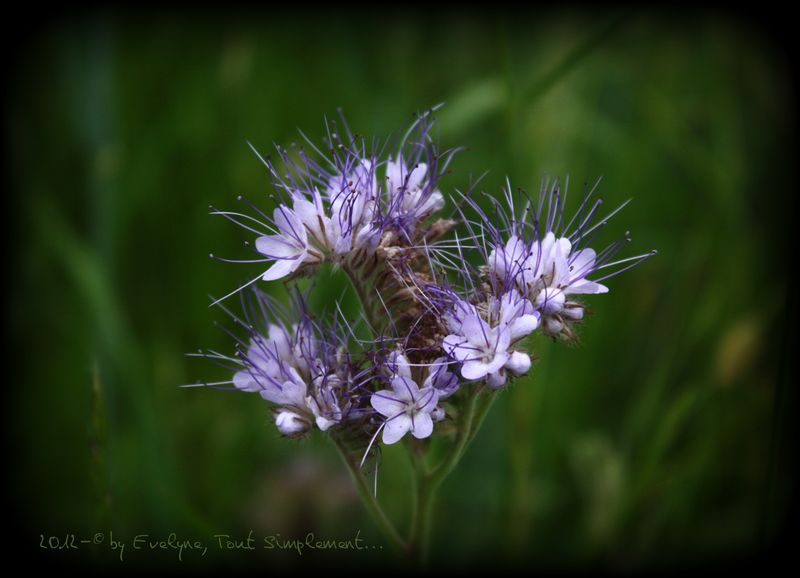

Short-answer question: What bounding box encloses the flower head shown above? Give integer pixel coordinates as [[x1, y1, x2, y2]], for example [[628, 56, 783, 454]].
[[211, 109, 459, 295]]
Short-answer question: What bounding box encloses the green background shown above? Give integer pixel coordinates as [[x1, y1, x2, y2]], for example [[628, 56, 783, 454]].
[[8, 8, 793, 570]]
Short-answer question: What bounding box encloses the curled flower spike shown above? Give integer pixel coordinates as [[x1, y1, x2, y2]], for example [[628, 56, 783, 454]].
[[211, 108, 459, 294], [199, 288, 362, 438]]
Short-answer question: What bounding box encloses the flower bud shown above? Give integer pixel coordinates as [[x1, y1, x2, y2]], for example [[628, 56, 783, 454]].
[[275, 410, 311, 438]]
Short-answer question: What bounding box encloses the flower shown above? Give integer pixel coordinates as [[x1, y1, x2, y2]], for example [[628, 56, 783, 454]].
[[212, 109, 459, 292], [221, 290, 358, 436], [384, 155, 444, 231], [479, 178, 655, 339], [441, 290, 538, 388], [370, 373, 440, 445]]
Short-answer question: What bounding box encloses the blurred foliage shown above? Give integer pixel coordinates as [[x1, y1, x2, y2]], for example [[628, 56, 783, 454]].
[[7, 7, 793, 571]]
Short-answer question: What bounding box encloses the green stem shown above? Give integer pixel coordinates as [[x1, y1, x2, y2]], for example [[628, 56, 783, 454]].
[[342, 264, 383, 335], [335, 441, 407, 553], [409, 387, 487, 566]]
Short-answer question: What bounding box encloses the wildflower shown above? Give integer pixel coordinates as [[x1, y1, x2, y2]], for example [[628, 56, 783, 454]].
[[370, 372, 440, 444], [441, 290, 538, 388], [213, 109, 458, 293], [384, 155, 444, 230], [480, 178, 654, 339], [221, 290, 358, 436]]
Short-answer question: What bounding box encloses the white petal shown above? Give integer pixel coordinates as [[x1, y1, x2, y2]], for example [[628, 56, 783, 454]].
[[566, 280, 609, 295], [233, 370, 260, 392], [463, 315, 492, 347], [259, 386, 286, 404], [569, 248, 596, 278], [370, 390, 408, 418], [388, 351, 412, 378], [385, 159, 404, 191], [267, 324, 293, 362], [536, 288, 565, 314], [409, 163, 428, 189], [256, 235, 301, 258], [419, 190, 444, 214], [416, 387, 440, 413], [280, 379, 307, 406], [410, 412, 434, 439], [262, 258, 300, 281], [543, 316, 565, 335], [273, 206, 306, 243], [461, 360, 490, 380], [391, 376, 420, 401], [293, 198, 327, 242], [382, 414, 412, 444], [443, 337, 481, 363]]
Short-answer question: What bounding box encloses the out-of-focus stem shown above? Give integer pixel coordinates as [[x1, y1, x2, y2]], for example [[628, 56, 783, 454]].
[[334, 440, 407, 553], [342, 264, 383, 335], [409, 387, 487, 567]]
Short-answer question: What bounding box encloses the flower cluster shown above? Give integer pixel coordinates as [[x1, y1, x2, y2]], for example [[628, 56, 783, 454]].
[[194, 110, 654, 454]]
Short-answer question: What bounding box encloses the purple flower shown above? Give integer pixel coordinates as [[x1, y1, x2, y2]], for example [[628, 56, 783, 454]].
[[370, 376, 440, 445], [478, 178, 655, 338], [369, 351, 457, 444], [384, 155, 445, 230], [218, 289, 358, 436], [212, 109, 459, 294], [441, 290, 538, 388]]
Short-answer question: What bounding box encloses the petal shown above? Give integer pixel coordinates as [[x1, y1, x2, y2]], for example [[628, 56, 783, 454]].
[[385, 159, 404, 191], [442, 335, 481, 363], [410, 412, 434, 439], [387, 351, 412, 379], [259, 386, 287, 404], [556, 236, 572, 258], [494, 326, 511, 354], [275, 411, 310, 436], [256, 235, 301, 258], [569, 248, 597, 279], [420, 190, 444, 214], [280, 379, 307, 406], [262, 258, 300, 281], [462, 315, 492, 348], [506, 351, 531, 375], [233, 370, 260, 392], [293, 198, 328, 242], [461, 360, 490, 380], [391, 376, 420, 401], [267, 324, 293, 362], [382, 414, 412, 445], [273, 206, 306, 243], [536, 288, 565, 314], [415, 387, 440, 414], [566, 280, 609, 295], [406, 163, 428, 191], [370, 390, 408, 418]]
